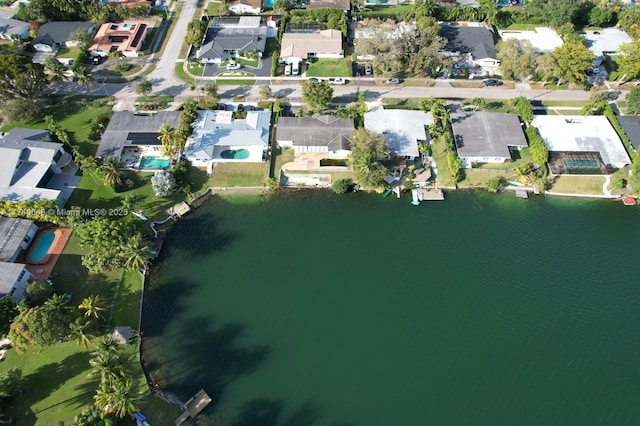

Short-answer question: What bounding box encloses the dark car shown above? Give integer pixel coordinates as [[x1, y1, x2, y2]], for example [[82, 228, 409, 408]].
[[482, 79, 503, 87], [92, 55, 105, 65]]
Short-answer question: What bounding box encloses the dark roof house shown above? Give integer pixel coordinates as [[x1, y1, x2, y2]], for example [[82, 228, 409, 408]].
[[197, 26, 267, 60], [96, 111, 181, 159], [32, 21, 96, 52], [617, 116, 640, 151], [0, 217, 38, 263], [0, 18, 30, 41], [440, 24, 498, 65], [452, 112, 528, 167], [276, 115, 355, 152]]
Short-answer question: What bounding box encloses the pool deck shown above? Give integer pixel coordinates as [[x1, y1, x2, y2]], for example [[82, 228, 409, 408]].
[[25, 228, 73, 281]]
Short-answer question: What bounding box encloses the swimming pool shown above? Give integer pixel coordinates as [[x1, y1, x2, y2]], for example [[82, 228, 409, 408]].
[[28, 232, 55, 264], [139, 156, 170, 169], [265, 0, 274, 7], [220, 149, 250, 160]]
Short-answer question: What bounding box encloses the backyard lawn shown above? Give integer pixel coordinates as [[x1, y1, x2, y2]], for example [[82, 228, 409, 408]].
[[305, 58, 352, 77], [548, 175, 607, 195], [210, 162, 269, 187]]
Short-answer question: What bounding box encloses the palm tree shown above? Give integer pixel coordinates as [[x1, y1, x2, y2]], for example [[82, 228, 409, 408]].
[[89, 350, 126, 383], [93, 335, 119, 355], [78, 295, 107, 321], [74, 66, 95, 89], [44, 293, 68, 313], [69, 318, 96, 349], [157, 123, 178, 160], [45, 57, 67, 83], [100, 157, 122, 188], [94, 376, 139, 418], [120, 234, 153, 272]]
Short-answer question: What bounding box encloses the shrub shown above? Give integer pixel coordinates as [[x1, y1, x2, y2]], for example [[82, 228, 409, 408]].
[[172, 160, 189, 186], [331, 178, 352, 194], [151, 170, 176, 196], [486, 176, 507, 193]]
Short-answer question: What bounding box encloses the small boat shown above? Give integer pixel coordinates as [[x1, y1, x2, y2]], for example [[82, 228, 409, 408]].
[[382, 188, 392, 198], [132, 211, 148, 220], [622, 196, 636, 206]]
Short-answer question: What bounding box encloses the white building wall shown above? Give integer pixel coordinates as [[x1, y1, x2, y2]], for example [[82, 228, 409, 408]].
[[461, 156, 509, 168], [9, 266, 30, 302], [294, 145, 329, 154]]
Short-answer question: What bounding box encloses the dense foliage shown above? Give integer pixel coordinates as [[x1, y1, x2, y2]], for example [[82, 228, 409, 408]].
[[9, 296, 72, 353], [151, 170, 177, 196], [349, 128, 389, 188], [186, 19, 207, 48], [511, 96, 534, 124], [301, 80, 334, 113], [626, 86, 640, 116], [0, 297, 18, 336], [496, 39, 538, 81], [290, 9, 348, 35], [525, 126, 549, 167], [0, 53, 48, 121]]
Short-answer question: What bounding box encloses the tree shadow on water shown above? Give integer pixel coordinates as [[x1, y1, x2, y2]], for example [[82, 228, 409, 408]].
[[163, 208, 239, 260], [149, 316, 270, 404], [141, 279, 198, 338], [229, 399, 321, 426]]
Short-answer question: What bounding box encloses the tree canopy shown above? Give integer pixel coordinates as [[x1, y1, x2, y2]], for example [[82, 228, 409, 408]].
[[349, 128, 389, 188], [616, 41, 640, 82], [496, 39, 539, 81], [627, 86, 640, 116], [301, 80, 333, 113], [8, 297, 72, 353], [0, 53, 48, 120]]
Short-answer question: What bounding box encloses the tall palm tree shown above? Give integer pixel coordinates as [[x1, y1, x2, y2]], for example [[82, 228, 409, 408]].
[[100, 157, 122, 188], [120, 234, 152, 272], [45, 57, 67, 83], [93, 335, 119, 355], [94, 376, 139, 418], [44, 293, 68, 313], [74, 66, 95, 89], [69, 318, 96, 349], [89, 350, 126, 383], [157, 123, 177, 160], [78, 295, 107, 321]]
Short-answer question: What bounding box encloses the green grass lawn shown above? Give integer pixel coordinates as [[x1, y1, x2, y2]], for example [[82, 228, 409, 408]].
[[187, 61, 205, 76], [175, 61, 195, 83], [210, 162, 268, 186], [99, 63, 142, 77], [358, 4, 412, 17], [0, 99, 112, 157], [216, 72, 257, 85], [234, 56, 260, 68], [305, 58, 352, 77], [141, 26, 158, 52], [548, 175, 607, 194], [207, 0, 228, 16], [502, 23, 539, 30], [273, 148, 295, 179], [431, 142, 457, 188], [56, 47, 83, 59]]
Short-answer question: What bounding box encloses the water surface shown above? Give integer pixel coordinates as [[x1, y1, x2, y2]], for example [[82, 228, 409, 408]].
[[142, 191, 640, 425]]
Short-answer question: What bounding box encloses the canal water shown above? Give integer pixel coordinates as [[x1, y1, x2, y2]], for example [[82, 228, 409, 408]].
[[141, 190, 640, 425]]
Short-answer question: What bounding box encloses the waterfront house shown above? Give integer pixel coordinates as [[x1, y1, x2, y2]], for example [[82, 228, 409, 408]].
[[0, 128, 79, 206], [228, 0, 262, 14], [196, 25, 267, 63], [280, 29, 344, 64], [440, 24, 499, 69], [364, 109, 434, 160], [276, 115, 354, 157], [184, 110, 271, 167], [0, 217, 38, 263], [0, 17, 29, 40], [96, 111, 181, 167], [90, 21, 148, 57], [32, 21, 96, 53], [451, 112, 528, 168], [531, 115, 631, 173], [617, 117, 640, 151]]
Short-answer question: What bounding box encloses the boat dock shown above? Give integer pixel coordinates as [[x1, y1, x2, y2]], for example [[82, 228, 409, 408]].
[[411, 188, 445, 204], [515, 189, 529, 199], [175, 389, 212, 425]]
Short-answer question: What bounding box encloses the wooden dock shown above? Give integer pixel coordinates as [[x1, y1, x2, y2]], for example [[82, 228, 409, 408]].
[[175, 389, 212, 425], [414, 188, 445, 201], [515, 189, 529, 199]]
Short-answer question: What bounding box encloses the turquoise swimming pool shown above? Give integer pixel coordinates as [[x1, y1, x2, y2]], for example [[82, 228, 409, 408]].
[[140, 156, 170, 169], [220, 149, 250, 160], [28, 232, 55, 263]]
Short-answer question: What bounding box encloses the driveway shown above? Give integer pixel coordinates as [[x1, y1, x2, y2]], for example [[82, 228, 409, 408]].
[[202, 56, 273, 79]]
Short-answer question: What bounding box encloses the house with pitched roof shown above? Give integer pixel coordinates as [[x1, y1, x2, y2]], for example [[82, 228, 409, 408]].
[[276, 115, 354, 156], [90, 21, 148, 57], [280, 29, 344, 64], [32, 21, 96, 52], [617, 117, 640, 151], [440, 24, 499, 68], [0, 17, 30, 40], [184, 110, 272, 166], [228, 0, 262, 14], [451, 112, 528, 168], [0, 128, 79, 206], [364, 109, 434, 160], [196, 25, 267, 63]]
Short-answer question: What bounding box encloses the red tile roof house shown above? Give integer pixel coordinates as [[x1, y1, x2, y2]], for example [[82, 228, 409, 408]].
[[89, 21, 149, 57]]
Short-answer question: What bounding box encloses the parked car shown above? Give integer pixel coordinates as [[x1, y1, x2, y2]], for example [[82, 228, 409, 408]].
[[309, 77, 324, 83], [227, 62, 241, 70], [92, 55, 105, 65], [591, 66, 600, 74], [385, 78, 400, 84], [285, 64, 292, 76], [364, 63, 373, 75], [329, 78, 347, 85], [292, 62, 300, 75], [482, 79, 503, 87]]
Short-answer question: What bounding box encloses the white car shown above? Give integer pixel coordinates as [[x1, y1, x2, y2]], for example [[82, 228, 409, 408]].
[[329, 78, 346, 85], [284, 64, 292, 76], [226, 63, 241, 70]]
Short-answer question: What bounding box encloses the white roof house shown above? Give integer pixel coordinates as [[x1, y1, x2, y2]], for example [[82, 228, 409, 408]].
[[0, 128, 79, 206], [531, 116, 631, 169], [584, 28, 632, 59], [364, 109, 434, 159], [184, 110, 271, 166], [498, 27, 563, 53]]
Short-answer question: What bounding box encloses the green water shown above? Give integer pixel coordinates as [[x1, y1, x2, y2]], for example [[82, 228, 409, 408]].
[[141, 191, 640, 425]]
